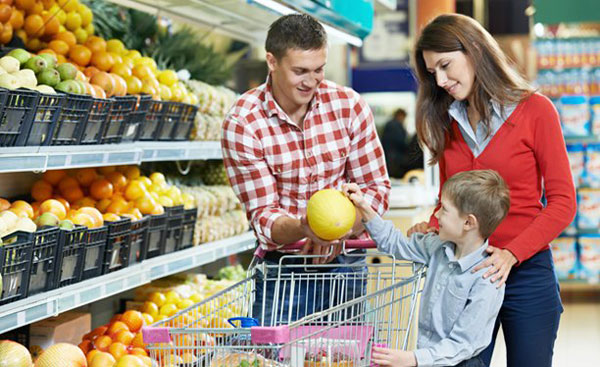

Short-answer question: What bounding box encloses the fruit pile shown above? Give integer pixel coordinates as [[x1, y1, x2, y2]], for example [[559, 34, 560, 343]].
[[0, 49, 80, 93], [77, 272, 243, 366], [186, 80, 237, 141]]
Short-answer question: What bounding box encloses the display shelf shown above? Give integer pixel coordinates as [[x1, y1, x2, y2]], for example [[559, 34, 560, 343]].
[[0, 231, 255, 335], [560, 281, 600, 292], [0, 141, 222, 173], [565, 136, 600, 144]]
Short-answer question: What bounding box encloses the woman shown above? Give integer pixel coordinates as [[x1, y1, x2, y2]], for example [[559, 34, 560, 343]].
[[408, 14, 576, 367]]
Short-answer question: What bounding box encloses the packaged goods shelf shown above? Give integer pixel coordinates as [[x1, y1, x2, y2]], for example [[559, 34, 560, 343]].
[[0, 231, 255, 335], [0, 141, 222, 173]]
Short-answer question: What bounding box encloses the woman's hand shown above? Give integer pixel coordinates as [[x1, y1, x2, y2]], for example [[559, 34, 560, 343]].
[[407, 221, 438, 236], [372, 347, 417, 367], [472, 246, 517, 288]]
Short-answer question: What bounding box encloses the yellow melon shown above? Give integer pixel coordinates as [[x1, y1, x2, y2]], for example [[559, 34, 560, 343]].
[[306, 189, 356, 240]]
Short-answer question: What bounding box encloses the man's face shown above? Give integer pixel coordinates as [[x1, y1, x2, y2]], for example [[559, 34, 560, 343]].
[[267, 47, 327, 109]]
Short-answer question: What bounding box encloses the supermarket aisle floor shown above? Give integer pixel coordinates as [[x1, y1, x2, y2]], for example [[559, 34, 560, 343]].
[[490, 298, 600, 366]]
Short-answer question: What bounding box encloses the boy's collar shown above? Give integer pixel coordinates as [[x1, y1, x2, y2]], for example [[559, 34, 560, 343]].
[[443, 240, 489, 273]]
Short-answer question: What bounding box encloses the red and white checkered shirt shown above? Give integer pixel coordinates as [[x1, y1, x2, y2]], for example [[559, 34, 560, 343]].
[[221, 78, 390, 251]]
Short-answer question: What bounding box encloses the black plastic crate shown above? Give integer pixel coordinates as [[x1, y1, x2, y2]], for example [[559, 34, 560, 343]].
[[0, 325, 29, 347], [128, 216, 149, 265], [19, 92, 65, 146], [164, 205, 184, 254], [55, 225, 86, 288], [27, 226, 60, 296], [179, 208, 197, 251], [52, 93, 93, 145], [101, 96, 136, 144], [122, 94, 151, 142], [172, 103, 198, 141], [156, 102, 181, 141], [81, 225, 108, 280], [137, 100, 165, 141], [79, 97, 112, 145], [0, 231, 33, 305], [0, 88, 38, 147], [145, 213, 167, 259], [102, 218, 131, 274]]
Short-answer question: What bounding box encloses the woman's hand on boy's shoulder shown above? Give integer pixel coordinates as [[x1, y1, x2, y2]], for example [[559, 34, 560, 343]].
[[472, 246, 518, 288], [372, 347, 417, 367]]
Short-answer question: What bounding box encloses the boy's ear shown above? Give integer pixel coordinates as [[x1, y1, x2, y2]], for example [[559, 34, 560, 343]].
[[464, 214, 479, 231], [266, 52, 278, 73]]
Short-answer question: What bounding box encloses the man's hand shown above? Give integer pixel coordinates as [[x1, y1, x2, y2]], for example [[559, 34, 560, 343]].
[[372, 347, 417, 367], [300, 216, 343, 264], [407, 221, 438, 236]]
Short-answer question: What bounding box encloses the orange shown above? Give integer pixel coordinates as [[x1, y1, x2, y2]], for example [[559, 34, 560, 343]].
[[132, 64, 153, 80], [31, 180, 53, 202], [64, 11, 81, 31], [9, 10, 24, 31], [83, 65, 100, 79], [113, 329, 134, 346], [124, 181, 146, 201], [115, 355, 145, 367], [106, 198, 129, 215], [106, 39, 125, 55], [125, 76, 142, 95], [124, 166, 140, 180], [111, 74, 127, 97], [48, 39, 69, 55], [150, 204, 164, 215], [0, 198, 10, 211], [56, 54, 67, 64], [41, 12, 60, 36], [109, 52, 122, 66], [24, 14, 44, 37], [15, 0, 35, 12], [109, 64, 129, 79], [86, 350, 100, 365], [55, 197, 70, 212], [96, 198, 111, 213], [62, 187, 84, 203], [54, 31, 76, 48], [141, 301, 159, 319], [40, 199, 67, 220], [102, 213, 120, 222], [105, 171, 127, 192], [85, 36, 106, 54], [92, 336, 113, 353], [90, 50, 114, 72], [75, 168, 98, 187], [71, 212, 95, 228], [130, 347, 148, 357], [131, 332, 145, 349], [58, 175, 78, 191], [126, 208, 143, 220], [98, 166, 116, 175], [59, 0, 79, 12], [90, 178, 114, 200], [38, 48, 57, 57], [121, 310, 144, 333], [77, 207, 103, 227], [0, 23, 13, 45], [10, 200, 34, 219], [90, 71, 115, 97], [91, 84, 106, 99], [107, 342, 127, 360], [74, 27, 87, 44], [0, 4, 12, 24], [68, 44, 91, 66], [141, 313, 154, 326], [29, 2, 43, 15]]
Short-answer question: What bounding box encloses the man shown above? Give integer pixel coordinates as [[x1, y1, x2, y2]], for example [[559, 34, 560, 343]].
[[221, 14, 390, 325]]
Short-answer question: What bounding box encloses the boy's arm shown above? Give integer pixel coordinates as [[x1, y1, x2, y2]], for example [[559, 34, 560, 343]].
[[412, 281, 504, 367], [363, 215, 443, 264]]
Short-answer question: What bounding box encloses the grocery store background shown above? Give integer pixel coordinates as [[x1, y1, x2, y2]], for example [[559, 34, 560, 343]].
[[0, 0, 597, 366]]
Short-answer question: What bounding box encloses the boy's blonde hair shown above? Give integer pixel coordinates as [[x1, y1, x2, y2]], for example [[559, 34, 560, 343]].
[[442, 170, 510, 239]]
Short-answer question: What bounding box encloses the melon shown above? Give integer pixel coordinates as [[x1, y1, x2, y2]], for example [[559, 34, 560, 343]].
[[306, 189, 356, 240], [34, 343, 86, 367], [0, 340, 33, 367]]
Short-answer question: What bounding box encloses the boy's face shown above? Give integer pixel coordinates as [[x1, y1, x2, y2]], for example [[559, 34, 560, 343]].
[[266, 47, 327, 109], [435, 194, 469, 243]]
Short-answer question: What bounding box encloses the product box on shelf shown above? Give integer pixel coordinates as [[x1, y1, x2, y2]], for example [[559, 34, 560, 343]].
[[559, 95, 591, 137], [591, 96, 600, 136], [567, 143, 585, 187], [577, 188, 600, 230], [584, 143, 600, 186], [29, 311, 91, 353], [579, 234, 600, 282], [550, 236, 579, 280]]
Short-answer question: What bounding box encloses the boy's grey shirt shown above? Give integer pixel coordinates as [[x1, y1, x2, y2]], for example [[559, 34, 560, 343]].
[[364, 215, 505, 367]]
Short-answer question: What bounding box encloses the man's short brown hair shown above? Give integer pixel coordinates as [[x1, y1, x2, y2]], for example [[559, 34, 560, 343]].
[[266, 14, 327, 59], [442, 170, 510, 239]]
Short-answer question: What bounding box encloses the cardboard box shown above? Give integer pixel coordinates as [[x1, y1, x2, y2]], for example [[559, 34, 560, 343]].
[[29, 311, 91, 352]]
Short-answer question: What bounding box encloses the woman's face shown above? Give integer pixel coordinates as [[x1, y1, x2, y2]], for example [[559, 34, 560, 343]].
[[422, 50, 475, 102]]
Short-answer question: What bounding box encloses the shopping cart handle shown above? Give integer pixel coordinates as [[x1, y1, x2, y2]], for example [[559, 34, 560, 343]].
[[284, 239, 376, 250]]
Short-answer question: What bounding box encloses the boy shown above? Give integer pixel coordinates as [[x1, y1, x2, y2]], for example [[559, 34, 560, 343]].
[[343, 169, 510, 367]]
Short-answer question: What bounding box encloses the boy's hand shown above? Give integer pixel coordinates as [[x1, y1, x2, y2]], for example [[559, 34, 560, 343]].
[[342, 183, 376, 222], [472, 246, 517, 288], [372, 347, 417, 367]]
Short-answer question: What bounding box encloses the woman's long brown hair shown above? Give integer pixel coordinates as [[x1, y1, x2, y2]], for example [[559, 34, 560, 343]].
[[414, 14, 534, 164]]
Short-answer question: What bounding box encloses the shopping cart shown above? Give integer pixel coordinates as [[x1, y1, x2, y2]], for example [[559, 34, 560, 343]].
[[142, 239, 425, 367]]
